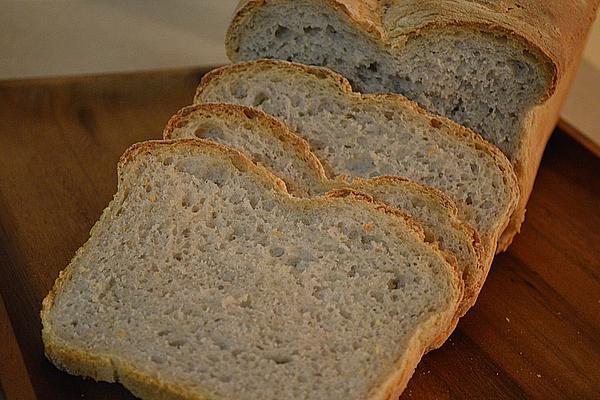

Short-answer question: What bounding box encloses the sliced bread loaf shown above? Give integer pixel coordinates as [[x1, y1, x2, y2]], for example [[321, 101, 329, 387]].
[[41, 139, 462, 400], [192, 60, 518, 268], [165, 103, 482, 316], [225, 0, 600, 249]]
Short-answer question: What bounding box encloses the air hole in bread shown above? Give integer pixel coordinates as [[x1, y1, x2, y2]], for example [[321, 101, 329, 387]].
[[268, 354, 292, 365], [270, 247, 285, 257], [230, 82, 247, 99], [371, 291, 384, 303], [194, 123, 223, 140], [303, 26, 322, 35], [387, 276, 406, 291], [347, 265, 358, 278], [312, 286, 324, 300], [252, 92, 269, 107], [151, 355, 165, 364], [274, 25, 292, 40], [168, 339, 187, 348], [339, 309, 351, 320]]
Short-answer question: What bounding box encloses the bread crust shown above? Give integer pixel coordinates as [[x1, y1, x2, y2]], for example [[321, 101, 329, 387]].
[[42, 138, 462, 400], [496, 8, 597, 250]]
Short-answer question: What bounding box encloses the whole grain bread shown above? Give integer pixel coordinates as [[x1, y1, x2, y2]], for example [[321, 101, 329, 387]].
[[165, 103, 482, 316], [192, 60, 518, 271], [41, 139, 462, 400], [225, 0, 600, 250]]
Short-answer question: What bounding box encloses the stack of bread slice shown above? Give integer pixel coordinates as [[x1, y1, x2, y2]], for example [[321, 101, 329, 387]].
[[42, 1, 598, 399]]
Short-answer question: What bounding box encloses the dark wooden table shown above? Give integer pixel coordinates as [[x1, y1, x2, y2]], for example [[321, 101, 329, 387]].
[[0, 69, 598, 400]]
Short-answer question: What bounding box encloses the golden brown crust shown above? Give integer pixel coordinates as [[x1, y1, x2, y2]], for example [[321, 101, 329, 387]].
[[375, 339, 422, 400], [369, 321, 452, 400], [42, 341, 211, 400], [497, 9, 597, 251], [195, 59, 354, 103]]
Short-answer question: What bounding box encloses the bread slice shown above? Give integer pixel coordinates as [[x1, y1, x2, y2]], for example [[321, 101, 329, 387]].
[[225, 0, 600, 250], [41, 139, 462, 400], [165, 103, 482, 316], [192, 60, 518, 269]]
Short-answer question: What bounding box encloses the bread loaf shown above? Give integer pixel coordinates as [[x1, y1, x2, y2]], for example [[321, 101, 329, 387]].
[[225, 0, 600, 249]]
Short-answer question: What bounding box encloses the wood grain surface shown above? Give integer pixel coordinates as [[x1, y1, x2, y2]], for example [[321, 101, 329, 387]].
[[0, 69, 598, 400]]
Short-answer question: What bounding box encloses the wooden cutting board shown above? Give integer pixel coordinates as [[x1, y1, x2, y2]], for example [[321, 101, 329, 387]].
[[0, 69, 598, 400]]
